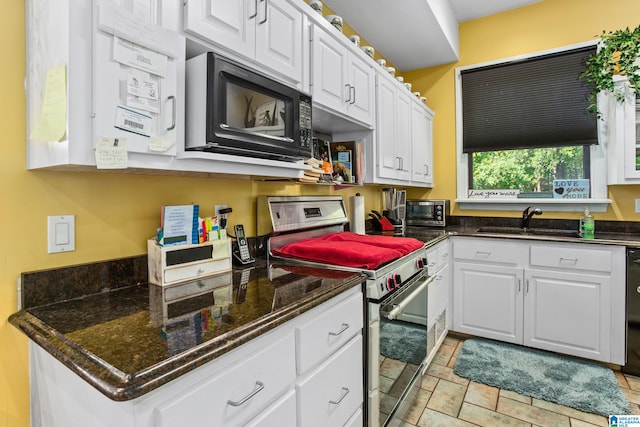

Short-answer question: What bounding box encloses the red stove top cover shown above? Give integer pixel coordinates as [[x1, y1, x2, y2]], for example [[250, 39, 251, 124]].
[[272, 232, 425, 270]]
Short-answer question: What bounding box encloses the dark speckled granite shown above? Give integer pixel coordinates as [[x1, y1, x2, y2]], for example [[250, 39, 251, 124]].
[[21, 255, 148, 309], [9, 256, 364, 401]]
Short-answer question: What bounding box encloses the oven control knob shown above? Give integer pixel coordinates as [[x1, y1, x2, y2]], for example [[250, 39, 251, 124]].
[[386, 277, 395, 291], [417, 258, 424, 268], [394, 274, 401, 287]]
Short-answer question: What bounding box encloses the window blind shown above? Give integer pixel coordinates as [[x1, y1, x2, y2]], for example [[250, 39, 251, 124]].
[[461, 46, 597, 153]]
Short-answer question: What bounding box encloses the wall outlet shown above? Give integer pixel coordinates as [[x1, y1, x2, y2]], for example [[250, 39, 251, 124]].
[[636, 199, 640, 213], [214, 204, 228, 229]]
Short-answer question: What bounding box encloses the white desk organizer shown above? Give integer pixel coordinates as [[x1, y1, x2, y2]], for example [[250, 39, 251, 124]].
[[147, 238, 232, 287]]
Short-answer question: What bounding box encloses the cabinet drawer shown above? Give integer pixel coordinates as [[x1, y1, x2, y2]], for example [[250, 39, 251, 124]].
[[295, 292, 363, 375], [296, 335, 363, 427], [163, 257, 232, 285], [343, 408, 363, 427], [453, 237, 525, 265], [427, 241, 450, 275], [244, 389, 296, 427], [530, 244, 612, 272], [156, 333, 295, 427]]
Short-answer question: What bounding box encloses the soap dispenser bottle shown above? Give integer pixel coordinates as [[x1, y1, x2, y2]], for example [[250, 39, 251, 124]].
[[580, 207, 595, 239]]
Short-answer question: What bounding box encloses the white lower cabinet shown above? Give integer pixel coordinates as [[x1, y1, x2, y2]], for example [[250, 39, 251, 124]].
[[453, 262, 523, 344], [452, 237, 625, 364], [524, 269, 611, 361], [155, 333, 296, 426], [296, 335, 363, 427], [28, 286, 363, 427]]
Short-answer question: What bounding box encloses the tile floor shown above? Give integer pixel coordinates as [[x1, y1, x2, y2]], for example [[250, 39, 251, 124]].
[[382, 335, 640, 427]]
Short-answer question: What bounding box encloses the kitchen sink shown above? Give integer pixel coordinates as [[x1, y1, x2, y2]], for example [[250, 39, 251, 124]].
[[476, 226, 582, 238]]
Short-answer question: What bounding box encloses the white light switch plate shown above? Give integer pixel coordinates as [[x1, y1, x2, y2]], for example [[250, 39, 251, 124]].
[[48, 215, 75, 253], [636, 199, 640, 213]]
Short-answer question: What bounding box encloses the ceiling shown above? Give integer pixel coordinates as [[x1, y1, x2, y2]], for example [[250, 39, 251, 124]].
[[322, 0, 542, 71]]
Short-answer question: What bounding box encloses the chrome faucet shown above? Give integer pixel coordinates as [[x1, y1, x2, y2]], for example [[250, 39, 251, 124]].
[[521, 206, 542, 230]]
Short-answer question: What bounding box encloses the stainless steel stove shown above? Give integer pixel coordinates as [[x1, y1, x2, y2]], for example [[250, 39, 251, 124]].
[[258, 196, 433, 427]]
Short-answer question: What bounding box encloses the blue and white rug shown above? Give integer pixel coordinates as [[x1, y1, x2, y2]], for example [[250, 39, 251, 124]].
[[453, 338, 631, 417]]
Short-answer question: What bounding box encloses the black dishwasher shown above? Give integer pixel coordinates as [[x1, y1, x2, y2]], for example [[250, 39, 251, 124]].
[[624, 248, 640, 375]]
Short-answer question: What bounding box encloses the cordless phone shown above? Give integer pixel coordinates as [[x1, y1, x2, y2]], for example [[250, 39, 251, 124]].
[[233, 224, 255, 265]]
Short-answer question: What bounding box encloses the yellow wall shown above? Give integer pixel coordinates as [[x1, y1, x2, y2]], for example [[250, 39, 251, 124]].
[[3, 1, 640, 425], [405, 0, 640, 219], [0, 4, 387, 425]]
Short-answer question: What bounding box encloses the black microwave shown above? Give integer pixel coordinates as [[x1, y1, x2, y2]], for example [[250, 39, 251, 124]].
[[185, 53, 312, 162]]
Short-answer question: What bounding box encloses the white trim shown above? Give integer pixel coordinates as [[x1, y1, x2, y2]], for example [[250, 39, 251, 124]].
[[455, 40, 607, 211], [455, 198, 611, 213]]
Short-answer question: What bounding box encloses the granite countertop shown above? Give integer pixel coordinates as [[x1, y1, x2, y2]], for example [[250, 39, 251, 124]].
[[404, 217, 640, 247], [9, 256, 364, 401], [11, 219, 640, 403]]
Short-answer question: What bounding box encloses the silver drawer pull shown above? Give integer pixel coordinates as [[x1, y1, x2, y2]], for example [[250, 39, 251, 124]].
[[560, 257, 578, 264], [329, 387, 350, 405], [475, 251, 491, 257], [329, 323, 349, 336], [227, 381, 264, 407]]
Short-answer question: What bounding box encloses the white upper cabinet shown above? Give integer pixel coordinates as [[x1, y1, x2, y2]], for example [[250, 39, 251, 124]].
[[411, 101, 434, 186], [26, 0, 185, 171], [368, 70, 434, 187], [310, 25, 375, 128], [184, 0, 304, 86], [606, 76, 640, 184]]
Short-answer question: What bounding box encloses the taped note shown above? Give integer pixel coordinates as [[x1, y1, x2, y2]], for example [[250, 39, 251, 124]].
[[30, 65, 67, 142], [95, 137, 128, 169]]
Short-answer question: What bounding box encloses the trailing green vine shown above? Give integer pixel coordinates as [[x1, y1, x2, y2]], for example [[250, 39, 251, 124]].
[[580, 25, 640, 115]]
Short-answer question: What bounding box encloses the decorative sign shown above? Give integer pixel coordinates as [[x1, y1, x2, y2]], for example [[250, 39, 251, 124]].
[[553, 179, 589, 199], [468, 189, 520, 199]]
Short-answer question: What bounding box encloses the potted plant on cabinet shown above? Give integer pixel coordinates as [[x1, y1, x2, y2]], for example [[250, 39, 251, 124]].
[[580, 25, 640, 115]]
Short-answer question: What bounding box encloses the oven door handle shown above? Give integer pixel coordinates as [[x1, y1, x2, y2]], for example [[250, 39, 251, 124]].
[[384, 274, 436, 320]]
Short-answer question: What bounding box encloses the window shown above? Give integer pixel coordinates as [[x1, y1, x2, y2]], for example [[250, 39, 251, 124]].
[[470, 146, 589, 197], [455, 42, 609, 211]]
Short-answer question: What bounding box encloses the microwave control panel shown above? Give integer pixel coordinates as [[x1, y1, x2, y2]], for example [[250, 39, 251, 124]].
[[299, 94, 312, 149]]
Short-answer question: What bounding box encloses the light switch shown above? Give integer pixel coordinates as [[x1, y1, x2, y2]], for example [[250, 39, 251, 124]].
[[636, 199, 640, 213], [48, 215, 75, 253]]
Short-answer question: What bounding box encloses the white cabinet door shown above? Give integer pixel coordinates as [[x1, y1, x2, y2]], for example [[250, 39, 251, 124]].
[[311, 26, 348, 114], [93, 0, 183, 158], [524, 268, 611, 362], [346, 53, 375, 125], [395, 92, 413, 181], [411, 102, 434, 186], [377, 76, 399, 180], [453, 262, 523, 344], [184, 0, 303, 84], [255, 0, 303, 85], [184, 0, 254, 59], [310, 25, 374, 127]]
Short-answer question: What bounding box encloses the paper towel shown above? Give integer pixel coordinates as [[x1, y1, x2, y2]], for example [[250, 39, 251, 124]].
[[349, 194, 365, 234]]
